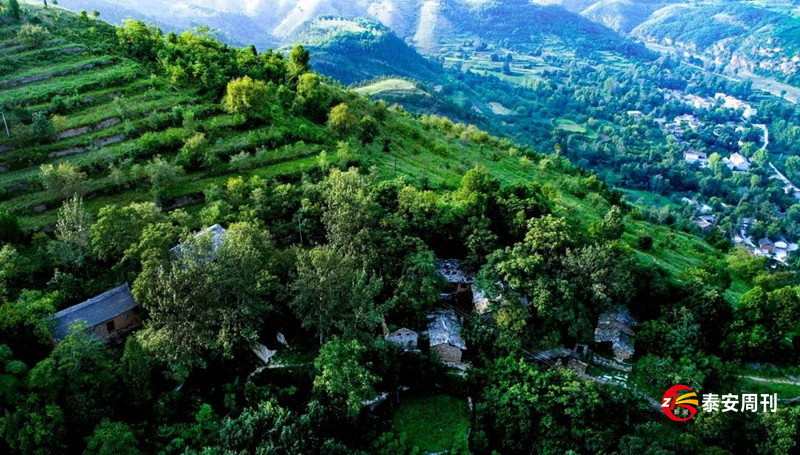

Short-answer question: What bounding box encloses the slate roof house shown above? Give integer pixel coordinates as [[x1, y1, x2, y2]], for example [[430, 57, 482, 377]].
[[51, 283, 141, 341], [435, 259, 473, 307], [385, 328, 419, 351], [427, 309, 466, 364], [171, 224, 227, 261], [593, 307, 635, 361]]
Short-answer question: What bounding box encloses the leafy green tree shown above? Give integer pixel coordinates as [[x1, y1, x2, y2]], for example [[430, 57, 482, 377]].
[[222, 76, 271, 119], [85, 420, 140, 455], [27, 324, 118, 438], [0, 344, 26, 408], [2, 396, 67, 454], [313, 337, 378, 417], [287, 44, 311, 82], [90, 202, 165, 261], [212, 398, 313, 454], [0, 205, 23, 244], [40, 162, 87, 200], [0, 291, 57, 361], [320, 168, 380, 257], [142, 156, 184, 204], [592, 205, 625, 241], [297, 73, 332, 122], [116, 19, 163, 62], [786, 156, 800, 180], [17, 24, 49, 49], [119, 336, 155, 408], [359, 115, 379, 146], [133, 222, 278, 380], [290, 245, 383, 345], [327, 103, 358, 138], [48, 196, 91, 268], [8, 0, 20, 20], [476, 357, 632, 454]]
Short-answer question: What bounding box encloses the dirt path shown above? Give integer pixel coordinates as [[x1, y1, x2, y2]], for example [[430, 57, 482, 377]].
[[740, 375, 800, 386]]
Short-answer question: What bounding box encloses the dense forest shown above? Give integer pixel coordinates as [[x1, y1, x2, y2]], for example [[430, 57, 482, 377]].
[[1, 3, 800, 455]]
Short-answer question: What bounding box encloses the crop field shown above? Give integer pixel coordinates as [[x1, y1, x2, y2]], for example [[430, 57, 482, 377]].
[[0, 11, 328, 231]]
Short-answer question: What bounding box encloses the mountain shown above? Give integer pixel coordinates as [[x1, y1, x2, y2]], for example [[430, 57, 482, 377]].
[[581, 0, 678, 33], [289, 16, 444, 85], [631, 2, 800, 85]]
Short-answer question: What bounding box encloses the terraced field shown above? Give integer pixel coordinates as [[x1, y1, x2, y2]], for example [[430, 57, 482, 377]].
[[0, 11, 328, 230]]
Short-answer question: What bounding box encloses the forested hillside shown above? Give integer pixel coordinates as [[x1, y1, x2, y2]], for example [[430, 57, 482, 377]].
[[1, 3, 800, 455]]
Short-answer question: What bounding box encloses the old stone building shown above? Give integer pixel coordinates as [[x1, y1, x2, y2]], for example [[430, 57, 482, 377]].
[[51, 283, 141, 341]]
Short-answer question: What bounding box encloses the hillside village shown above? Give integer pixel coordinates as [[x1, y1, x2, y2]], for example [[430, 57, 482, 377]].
[[655, 88, 800, 265]]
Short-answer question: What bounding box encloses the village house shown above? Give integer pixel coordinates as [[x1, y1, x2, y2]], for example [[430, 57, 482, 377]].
[[593, 307, 635, 362], [692, 214, 715, 234], [385, 328, 419, 351], [427, 309, 467, 364], [171, 224, 227, 261], [759, 238, 775, 253], [724, 152, 751, 172], [51, 283, 141, 341], [683, 150, 709, 168], [435, 259, 473, 306]]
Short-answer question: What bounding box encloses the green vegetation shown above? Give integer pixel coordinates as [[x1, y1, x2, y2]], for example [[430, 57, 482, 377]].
[[391, 395, 469, 452], [1, 3, 800, 455]]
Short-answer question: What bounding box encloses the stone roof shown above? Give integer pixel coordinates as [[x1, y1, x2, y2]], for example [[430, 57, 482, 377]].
[[171, 224, 227, 261], [51, 283, 137, 340], [385, 328, 419, 350], [435, 259, 473, 283], [427, 309, 466, 350], [594, 307, 635, 358]]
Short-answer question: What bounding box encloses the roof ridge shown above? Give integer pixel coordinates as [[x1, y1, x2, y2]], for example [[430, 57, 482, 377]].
[[54, 283, 131, 318]]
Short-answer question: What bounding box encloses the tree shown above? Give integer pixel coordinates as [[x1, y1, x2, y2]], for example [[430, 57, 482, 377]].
[[48, 196, 91, 268], [0, 205, 23, 244], [359, 115, 379, 146], [212, 399, 313, 454], [222, 76, 271, 119], [476, 357, 632, 454], [26, 324, 118, 438], [313, 337, 378, 417], [90, 202, 165, 261], [320, 167, 379, 256], [786, 156, 800, 180], [593, 205, 625, 241], [84, 420, 140, 455], [290, 245, 383, 345], [133, 222, 278, 380], [0, 345, 26, 408], [40, 162, 87, 200], [327, 103, 358, 138], [142, 156, 183, 204], [287, 45, 311, 82], [8, 0, 20, 20], [17, 24, 49, 49], [0, 291, 57, 360]]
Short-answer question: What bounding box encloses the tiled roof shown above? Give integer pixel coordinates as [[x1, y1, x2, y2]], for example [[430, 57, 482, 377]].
[[427, 309, 466, 350], [51, 283, 137, 340]]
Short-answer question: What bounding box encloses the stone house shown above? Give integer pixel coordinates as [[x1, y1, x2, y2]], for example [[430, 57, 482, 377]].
[[51, 283, 141, 341], [427, 309, 466, 364], [593, 307, 635, 361]]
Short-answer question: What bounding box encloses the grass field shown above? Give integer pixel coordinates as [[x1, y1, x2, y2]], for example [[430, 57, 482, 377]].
[[392, 394, 470, 452], [354, 78, 424, 96]]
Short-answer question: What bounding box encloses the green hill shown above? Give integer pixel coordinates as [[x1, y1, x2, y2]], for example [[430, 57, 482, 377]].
[[291, 16, 444, 86], [632, 2, 800, 85]]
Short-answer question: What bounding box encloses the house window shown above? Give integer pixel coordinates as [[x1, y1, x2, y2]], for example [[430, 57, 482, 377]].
[[124, 313, 130, 320], [106, 320, 115, 333]]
